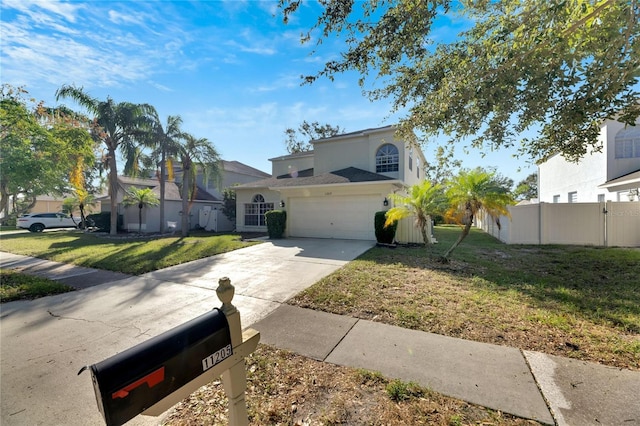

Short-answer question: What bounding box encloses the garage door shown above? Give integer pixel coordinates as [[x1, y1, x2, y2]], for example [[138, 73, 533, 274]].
[[289, 195, 380, 240]]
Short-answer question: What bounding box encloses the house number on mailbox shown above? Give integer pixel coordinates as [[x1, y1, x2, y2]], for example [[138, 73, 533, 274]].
[[202, 343, 233, 371]]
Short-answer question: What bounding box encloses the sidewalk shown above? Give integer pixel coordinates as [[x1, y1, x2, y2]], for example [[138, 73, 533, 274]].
[[2, 249, 640, 426]]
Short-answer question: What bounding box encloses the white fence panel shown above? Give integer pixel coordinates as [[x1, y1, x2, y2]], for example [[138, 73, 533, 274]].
[[606, 201, 640, 247], [541, 203, 603, 245], [475, 202, 639, 247], [395, 216, 428, 244]]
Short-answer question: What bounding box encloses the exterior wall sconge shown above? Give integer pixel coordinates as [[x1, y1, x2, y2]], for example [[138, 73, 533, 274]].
[[383, 198, 389, 207], [279, 200, 285, 208]]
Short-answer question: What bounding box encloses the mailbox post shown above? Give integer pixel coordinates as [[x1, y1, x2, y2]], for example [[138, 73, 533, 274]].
[[83, 277, 260, 426]]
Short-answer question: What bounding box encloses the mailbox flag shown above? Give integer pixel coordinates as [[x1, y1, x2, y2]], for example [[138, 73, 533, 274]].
[[85, 308, 232, 426]]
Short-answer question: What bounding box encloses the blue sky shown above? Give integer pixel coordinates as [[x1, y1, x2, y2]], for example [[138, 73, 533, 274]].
[[1, 0, 536, 182]]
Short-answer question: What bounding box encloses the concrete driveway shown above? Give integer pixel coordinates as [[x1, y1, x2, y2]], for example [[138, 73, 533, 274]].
[[0, 238, 374, 426]]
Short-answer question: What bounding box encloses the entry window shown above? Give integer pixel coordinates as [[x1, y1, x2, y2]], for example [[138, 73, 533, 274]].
[[568, 192, 577, 203], [376, 144, 399, 173], [244, 194, 273, 226]]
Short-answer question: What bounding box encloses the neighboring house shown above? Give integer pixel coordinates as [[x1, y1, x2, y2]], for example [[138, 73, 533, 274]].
[[234, 125, 427, 240], [99, 176, 222, 233], [19, 194, 101, 215], [538, 118, 640, 203], [197, 160, 271, 200]]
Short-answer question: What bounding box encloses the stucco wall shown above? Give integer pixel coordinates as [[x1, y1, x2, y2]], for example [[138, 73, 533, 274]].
[[270, 154, 314, 177], [538, 119, 640, 203]]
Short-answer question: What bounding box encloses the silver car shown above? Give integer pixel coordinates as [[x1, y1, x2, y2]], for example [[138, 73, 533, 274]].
[[17, 212, 81, 232]]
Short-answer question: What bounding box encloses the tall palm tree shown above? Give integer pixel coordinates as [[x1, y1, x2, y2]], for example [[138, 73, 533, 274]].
[[178, 133, 221, 237], [384, 180, 446, 244], [442, 169, 514, 260], [144, 111, 184, 233], [56, 85, 154, 235], [122, 187, 159, 233]]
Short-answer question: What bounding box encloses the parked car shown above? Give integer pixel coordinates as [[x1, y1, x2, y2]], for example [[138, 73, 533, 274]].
[[17, 212, 82, 232]]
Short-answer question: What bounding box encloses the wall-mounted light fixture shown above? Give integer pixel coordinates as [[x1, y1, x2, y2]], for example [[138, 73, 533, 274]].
[[383, 197, 389, 207], [279, 200, 286, 208]]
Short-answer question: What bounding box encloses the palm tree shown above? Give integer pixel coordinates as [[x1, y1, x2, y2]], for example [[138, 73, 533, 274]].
[[64, 188, 97, 229], [56, 85, 153, 235], [122, 187, 159, 233], [441, 169, 514, 260], [384, 180, 446, 244], [178, 133, 221, 237], [144, 112, 184, 233]]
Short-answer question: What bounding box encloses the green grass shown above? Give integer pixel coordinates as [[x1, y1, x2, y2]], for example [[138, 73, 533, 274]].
[[291, 225, 640, 370], [0, 269, 75, 302], [0, 230, 260, 275]]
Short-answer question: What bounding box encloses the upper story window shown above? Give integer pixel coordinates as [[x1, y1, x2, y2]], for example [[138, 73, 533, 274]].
[[553, 195, 560, 203], [376, 144, 399, 173], [568, 191, 577, 203], [614, 126, 640, 158]]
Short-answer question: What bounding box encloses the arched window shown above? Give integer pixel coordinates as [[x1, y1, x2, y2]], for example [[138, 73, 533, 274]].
[[376, 144, 399, 173], [244, 194, 274, 226], [615, 126, 640, 158]]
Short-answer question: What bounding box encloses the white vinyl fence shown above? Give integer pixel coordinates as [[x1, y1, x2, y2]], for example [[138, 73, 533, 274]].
[[476, 201, 640, 247]]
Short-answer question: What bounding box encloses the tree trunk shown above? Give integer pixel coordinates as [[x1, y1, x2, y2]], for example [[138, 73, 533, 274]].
[[0, 181, 10, 221], [138, 205, 143, 233], [442, 218, 473, 260], [159, 149, 166, 233], [107, 146, 119, 235], [181, 164, 190, 237]]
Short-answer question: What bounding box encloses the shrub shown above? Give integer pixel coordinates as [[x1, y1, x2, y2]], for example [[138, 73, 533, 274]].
[[374, 211, 397, 244], [265, 210, 286, 239]]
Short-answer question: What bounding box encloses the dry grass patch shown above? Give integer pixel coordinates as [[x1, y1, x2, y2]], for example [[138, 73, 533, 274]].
[[291, 227, 640, 370], [163, 345, 539, 426]]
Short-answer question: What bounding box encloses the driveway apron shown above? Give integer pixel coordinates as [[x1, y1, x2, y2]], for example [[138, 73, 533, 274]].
[[0, 238, 374, 426]]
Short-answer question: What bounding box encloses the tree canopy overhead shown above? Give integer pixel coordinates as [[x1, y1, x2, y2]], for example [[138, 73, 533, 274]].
[[280, 0, 640, 162]]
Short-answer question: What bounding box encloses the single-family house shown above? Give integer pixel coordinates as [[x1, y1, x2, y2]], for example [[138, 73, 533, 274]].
[[99, 176, 221, 233], [538, 118, 640, 203], [196, 160, 271, 200], [234, 125, 427, 240]]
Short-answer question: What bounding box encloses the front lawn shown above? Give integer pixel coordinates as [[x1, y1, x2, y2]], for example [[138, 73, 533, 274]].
[[0, 269, 75, 302], [0, 231, 260, 275], [291, 226, 640, 370]]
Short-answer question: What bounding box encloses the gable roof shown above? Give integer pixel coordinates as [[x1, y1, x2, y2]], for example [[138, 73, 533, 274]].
[[311, 125, 396, 144], [98, 176, 220, 202], [236, 167, 397, 189], [222, 160, 270, 178]]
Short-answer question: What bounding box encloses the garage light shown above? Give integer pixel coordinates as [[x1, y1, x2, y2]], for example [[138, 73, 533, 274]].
[[383, 198, 389, 207]]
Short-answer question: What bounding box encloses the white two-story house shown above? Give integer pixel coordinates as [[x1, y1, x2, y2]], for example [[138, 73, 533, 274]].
[[538, 118, 640, 203], [234, 125, 427, 240]]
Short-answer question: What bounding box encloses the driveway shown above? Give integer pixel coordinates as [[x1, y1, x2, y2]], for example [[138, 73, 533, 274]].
[[0, 238, 374, 426]]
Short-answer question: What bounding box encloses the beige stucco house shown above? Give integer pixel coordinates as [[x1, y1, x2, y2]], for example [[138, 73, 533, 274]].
[[234, 125, 427, 240]]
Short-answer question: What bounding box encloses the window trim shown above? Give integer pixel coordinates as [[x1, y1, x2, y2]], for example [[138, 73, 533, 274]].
[[376, 143, 399, 173], [244, 194, 273, 227]]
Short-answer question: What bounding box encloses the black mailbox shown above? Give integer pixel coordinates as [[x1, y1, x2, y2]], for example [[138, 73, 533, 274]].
[[86, 308, 232, 426]]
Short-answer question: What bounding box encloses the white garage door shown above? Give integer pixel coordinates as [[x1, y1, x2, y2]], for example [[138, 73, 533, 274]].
[[289, 195, 380, 240]]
